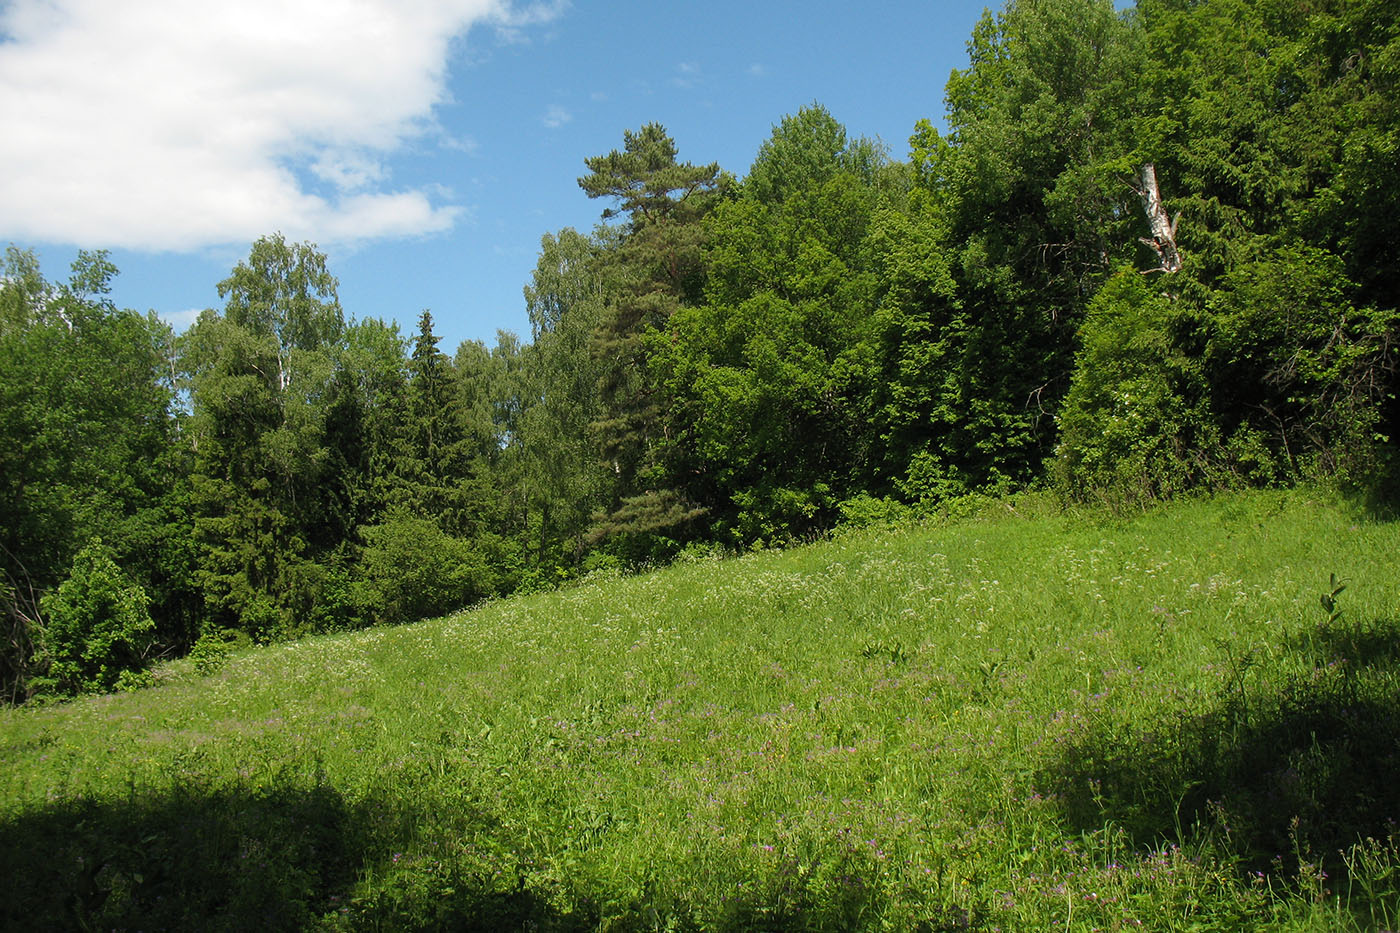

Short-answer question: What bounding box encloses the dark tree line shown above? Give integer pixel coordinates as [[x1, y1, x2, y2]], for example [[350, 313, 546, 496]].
[[3, 0, 1396, 700]]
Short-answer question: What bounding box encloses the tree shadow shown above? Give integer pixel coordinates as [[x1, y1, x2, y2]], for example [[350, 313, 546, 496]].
[[0, 777, 568, 931], [1288, 613, 1400, 669], [1042, 616, 1400, 883], [0, 780, 355, 930]]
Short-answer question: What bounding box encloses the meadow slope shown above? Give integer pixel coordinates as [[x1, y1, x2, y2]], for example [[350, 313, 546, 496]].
[[3, 490, 1399, 930]]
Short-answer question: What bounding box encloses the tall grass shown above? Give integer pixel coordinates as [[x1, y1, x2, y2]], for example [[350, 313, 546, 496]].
[[2, 489, 1398, 929]]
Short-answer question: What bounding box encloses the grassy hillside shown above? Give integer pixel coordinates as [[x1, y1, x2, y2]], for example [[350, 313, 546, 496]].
[[3, 490, 1399, 930]]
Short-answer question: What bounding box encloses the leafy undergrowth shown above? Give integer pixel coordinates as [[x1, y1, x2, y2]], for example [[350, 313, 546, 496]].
[[3, 489, 1399, 930]]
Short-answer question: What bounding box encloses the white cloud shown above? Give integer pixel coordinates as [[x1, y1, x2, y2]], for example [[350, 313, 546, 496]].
[[0, 0, 551, 251], [311, 151, 388, 192], [542, 104, 572, 128], [439, 134, 482, 155], [157, 307, 205, 332], [490, 0, 569, 44]]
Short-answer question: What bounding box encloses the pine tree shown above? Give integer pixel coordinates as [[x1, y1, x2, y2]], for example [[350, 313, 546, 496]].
[[577, 124, 727, 550]]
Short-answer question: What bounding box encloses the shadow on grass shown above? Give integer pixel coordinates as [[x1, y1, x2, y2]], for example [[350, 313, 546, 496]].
[[0, 769, 962, 932], [0, 777, 567, 931], [1044, 616, 1400, 882], [1289, 613, 1400, 669], [0, 780, 355, 931]]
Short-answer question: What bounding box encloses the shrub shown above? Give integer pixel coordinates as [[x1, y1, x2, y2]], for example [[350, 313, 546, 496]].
[[730, 482, 833, 547], [836, 493, 913, 530], [187, 627, 248, 676], [38, 538, 157, 695], [896, 451, 972, 506], [1053, 270, 1226, 504], [355, 516, 497, 626]]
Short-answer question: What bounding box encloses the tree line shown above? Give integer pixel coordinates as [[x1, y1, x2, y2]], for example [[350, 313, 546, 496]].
[[3, 0, 1396, 701]]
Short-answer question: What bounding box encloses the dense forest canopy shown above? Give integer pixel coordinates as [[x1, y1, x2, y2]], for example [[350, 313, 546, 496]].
[[2, 0, 1396, 701]]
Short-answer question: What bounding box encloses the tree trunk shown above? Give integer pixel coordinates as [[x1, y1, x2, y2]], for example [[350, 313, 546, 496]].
[[1134, 163, 1182, 274]]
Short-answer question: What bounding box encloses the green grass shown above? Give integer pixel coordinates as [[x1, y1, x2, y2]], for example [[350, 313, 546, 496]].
[[3, 489, 1400, 930]]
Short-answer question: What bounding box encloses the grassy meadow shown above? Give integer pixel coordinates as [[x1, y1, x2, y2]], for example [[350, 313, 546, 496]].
[[3, 489, 1400, 930]]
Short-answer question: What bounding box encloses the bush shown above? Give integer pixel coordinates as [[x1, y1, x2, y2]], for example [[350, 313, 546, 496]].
[[38, 539, 157, 695], [187, 627, 248, 676], [355, 516, 497, 626], [1052, 270, 1226, 504], [836, 493, 913, 531], [729, 482, 833, 548]]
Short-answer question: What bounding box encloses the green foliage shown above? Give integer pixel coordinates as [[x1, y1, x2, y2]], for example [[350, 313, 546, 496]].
[[744, 103, 885, 206], [186, 627, 246, 676], [387, 311, 496, 539], [896, 450, 975, 506], [1209, 244, 1398, 483], [578, 124, 726, 544], [866, 201, 1045, 502], [355, 516, 496, 626], [1054, 270, 1226, 502], [867, 0, 1149, 503], [517, 229, 611, 565], [38, 539, 156, 695], [656, 106, 884, 544], [184, 236, 374, 643], [0, 249, 184, 700], [6, 0, 1400, 706], [1042, 0, 1400, 506], [941, 0, 1141, 303], [835, 493, 913, 531], [216, 231, 343, 370], [1320, 573, 1346, 627], [171, 237, 522, 649], [578, 123, 724, 229], [1057, 244, 1399, 504], [728, 482, 834, 548]]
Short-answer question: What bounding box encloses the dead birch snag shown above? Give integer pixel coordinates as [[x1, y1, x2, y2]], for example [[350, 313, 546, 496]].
[[1133, 163, 1182, 274]]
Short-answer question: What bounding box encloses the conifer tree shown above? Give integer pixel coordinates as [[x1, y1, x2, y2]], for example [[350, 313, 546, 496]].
[[399, 311, 470, 530], [577, 124, 727, 550]]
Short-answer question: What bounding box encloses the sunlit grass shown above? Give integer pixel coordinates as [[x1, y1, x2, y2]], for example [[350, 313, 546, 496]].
[[3, 488, 1398, 929]]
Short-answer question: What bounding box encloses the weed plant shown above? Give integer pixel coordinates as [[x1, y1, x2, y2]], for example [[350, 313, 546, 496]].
[[2, 489, 1398, 929]]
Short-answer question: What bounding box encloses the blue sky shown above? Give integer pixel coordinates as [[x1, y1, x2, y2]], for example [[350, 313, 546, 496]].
[[1, 0, 992, 353]]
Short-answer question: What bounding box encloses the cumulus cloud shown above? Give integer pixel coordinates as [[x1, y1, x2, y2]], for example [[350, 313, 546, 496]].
[[0, 0, 550, 251]]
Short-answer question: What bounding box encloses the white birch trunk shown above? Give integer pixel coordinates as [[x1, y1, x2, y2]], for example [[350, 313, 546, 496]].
[[1134, 163, 1182, 274]]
